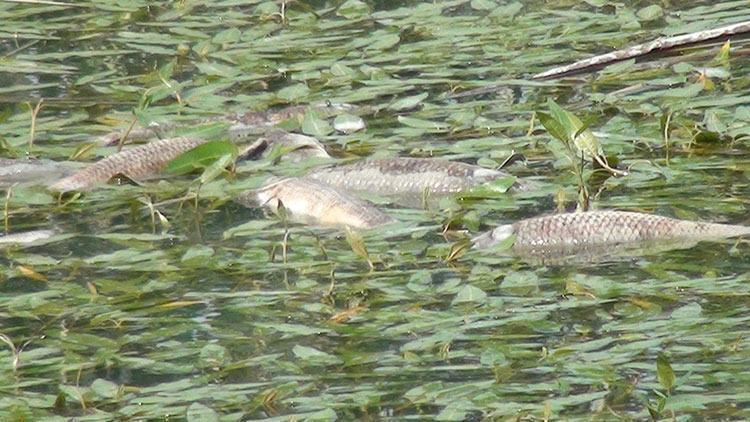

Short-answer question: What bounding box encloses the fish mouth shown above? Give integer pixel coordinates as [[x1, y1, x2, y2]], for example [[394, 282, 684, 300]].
[[472, 224, 515, 249]]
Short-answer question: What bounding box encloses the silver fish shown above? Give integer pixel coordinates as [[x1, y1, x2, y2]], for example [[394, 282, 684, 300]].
[[0, 158, 76, 188], [236, 177, 394, 230], [97, 102, 357, 146], [49, 137, 208, 192], [472, 210, 750, 252], [0, 229, 58, 246], [305, 157, 536, 198]]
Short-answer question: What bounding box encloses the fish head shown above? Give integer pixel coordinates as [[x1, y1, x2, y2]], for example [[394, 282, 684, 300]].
[[471, 224, 515, 249], [261, 131, 330, 161]]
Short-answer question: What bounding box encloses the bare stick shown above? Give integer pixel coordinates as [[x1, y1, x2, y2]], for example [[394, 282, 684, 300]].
[[532, 20, 750, 80], [26, 98, 43, 151]]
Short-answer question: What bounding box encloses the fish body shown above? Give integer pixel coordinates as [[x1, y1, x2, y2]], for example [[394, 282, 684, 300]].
[[305, 157, 535, 197], [99, 103, 358, 146], [236, 177, 394, 229], [0, 158, 76, 187], [472, 210, 750, 251], [50, 137, 208, 192], [0, 229, 58, 246]]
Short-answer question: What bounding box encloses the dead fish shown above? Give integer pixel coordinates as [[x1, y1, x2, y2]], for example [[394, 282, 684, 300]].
[[0, 229, 58, 246], [305, 157, 536, 198], [0, 158, 77, 188], [236, 177, 394, 230], [49, 137, 208, 192], [98, 102, 358, 146], [237, 130, 330, 162], [472, 210, 750, 251]]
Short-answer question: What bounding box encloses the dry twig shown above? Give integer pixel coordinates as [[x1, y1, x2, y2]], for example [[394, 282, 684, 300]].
[[533, 20, 750, 80]]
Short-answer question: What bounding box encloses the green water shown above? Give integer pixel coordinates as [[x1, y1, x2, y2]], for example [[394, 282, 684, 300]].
[[2, 0, 750, 420]]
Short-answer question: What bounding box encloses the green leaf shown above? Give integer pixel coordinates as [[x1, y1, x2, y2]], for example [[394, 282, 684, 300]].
[[452, 285, 487, 305], [90, 378, 119, 400], [537, 111, 569, 143], [181, 246, 215, 264], [198, 153, 234, 185], [302, 111, 333, 137], [637, 5, 663, 21], [337, 0, 370, 19], [470, 0, 496, 11], [165, 140, 238, 175], [397, 115, 446, 130], [388, 93, 428, 111], [657, 353, 676, 392], [194, 61, 240, 77], [345, 227, 373, 269], [187, 402, 219, 422], [212, 27, 241, 44], [545, 98, 602, 157], [277, 83, 310, 102], [292, 345, 343, 365]]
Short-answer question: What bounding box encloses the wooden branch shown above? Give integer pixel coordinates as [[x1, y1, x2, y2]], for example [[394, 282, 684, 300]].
[[532, 20, 750, 80]]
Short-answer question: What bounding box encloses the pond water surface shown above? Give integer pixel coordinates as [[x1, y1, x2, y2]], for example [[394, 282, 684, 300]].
[[1, 0, 750, 420]]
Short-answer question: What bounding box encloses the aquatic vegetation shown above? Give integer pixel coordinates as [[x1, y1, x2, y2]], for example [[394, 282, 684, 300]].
[[1, 1, 750, 420]]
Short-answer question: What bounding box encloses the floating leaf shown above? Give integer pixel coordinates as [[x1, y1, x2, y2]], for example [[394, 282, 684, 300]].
[[90, 379, 119, 400], [452, 285, 487, 305], [165, 140, 238, 175], [388, 93, 428, 111], [277, 84, 311, 102], [187, 402, 219, 422], [397, 115, 445, 130], [302, 111, 334, 137], [637, 5, 663, 21], [337, 0, 370, 19]]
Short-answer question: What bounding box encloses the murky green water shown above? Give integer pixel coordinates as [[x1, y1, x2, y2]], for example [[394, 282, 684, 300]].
[[2, 0, 750, 420]]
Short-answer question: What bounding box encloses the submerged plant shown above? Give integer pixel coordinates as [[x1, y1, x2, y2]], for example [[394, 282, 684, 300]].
[[537, 98, 624, 210]]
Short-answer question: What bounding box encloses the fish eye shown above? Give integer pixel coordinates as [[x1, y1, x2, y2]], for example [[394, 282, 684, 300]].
[[325, 100, 332, 107]]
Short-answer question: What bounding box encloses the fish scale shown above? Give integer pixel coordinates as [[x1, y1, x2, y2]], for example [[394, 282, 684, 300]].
[[236, 177, 395, 230], [473, 210, 750, 251], [50, 137, 208, 192], [306, 157, 533, 196]]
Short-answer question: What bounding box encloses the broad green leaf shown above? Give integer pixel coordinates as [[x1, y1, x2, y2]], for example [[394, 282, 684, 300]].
[[90, 379, 119, 400], [337, 0, 370, 19], [637, 5, 663, 21], [198, 153, 234, 184], [546, 98, 602, 157], [277, 84, 310, 102], [537, 111, 570, 144], [187, 402, 219, 422], [212, 27, 241, 44], [657, 353, 676, 391], [452, 285, 487, 305], [388, 93, 428, 111], [165, 140, 238, 175], [302, 111, 333, 136], [293, 345, 342, 365]]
